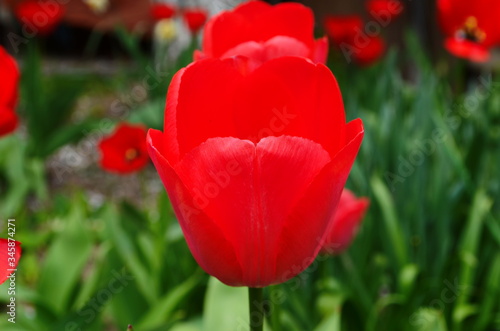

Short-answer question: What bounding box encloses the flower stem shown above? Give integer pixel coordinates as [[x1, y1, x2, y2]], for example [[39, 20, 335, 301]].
[[248, 287, 264, 331]]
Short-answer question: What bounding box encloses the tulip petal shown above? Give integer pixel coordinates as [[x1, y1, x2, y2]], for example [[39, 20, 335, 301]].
[[172, 59, 242, 160], [321, 190, 369, 254], [170, 57, 346, 159], [444, 37, 490, 62], [273, 118, 364, 283], [0, 108, 19, 137], [232, 57, 346, 156], [220, 36, 310, 70], [148, 130, 244, 284], [312, 36, 329, 64], [202, 1, 315, 58], [0, 239, 21, 285], [0, 47, 20, 110], [152, 131, 339, 286]]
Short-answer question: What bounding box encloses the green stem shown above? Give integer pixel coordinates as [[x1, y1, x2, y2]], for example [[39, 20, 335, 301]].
[[270, 285, 281, 331], [249, 287, 264, 331]]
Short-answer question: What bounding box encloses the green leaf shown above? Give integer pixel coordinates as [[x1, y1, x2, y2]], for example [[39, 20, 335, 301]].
[[453, 190, 492, 326], [370, 175, 408, 269], [36, 198, 94, 315], [410, 308, 448, 331], [137, 273, 202, 330], [203, 277, 272, 331], [104, 205, 156, 304]]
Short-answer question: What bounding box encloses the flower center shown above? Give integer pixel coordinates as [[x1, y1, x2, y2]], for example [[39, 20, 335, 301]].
[[456, 16, 486, 43], [125, 148, 139, 162]]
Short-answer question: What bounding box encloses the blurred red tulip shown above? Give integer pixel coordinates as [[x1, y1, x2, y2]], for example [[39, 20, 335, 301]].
[[98, 123, 149, 174], [195, 1, 327, 66], [0, 109, 19, 138], [437, 0, 500, 62], [151, 3, 176, 21], [0, 239, 22, 285], [15, 0, 65, 36], [0, 46, 20, 138], [352, 35, 386, 66], [366, 0, 404, 21], [183, 8, 208, 34], [324, 15, 386, 66], [324, 15, 364, 46], [147, 56, 364, 287], [321, 189, 369, 255]]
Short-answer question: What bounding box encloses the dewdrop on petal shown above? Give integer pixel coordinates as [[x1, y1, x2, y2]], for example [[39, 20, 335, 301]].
[[154, 19, 177, 43], [84, 0, 109, 14]]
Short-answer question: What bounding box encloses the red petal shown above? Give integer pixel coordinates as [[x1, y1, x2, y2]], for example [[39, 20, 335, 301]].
[[15, 0, 64, 36], [151, 3, 176, 21], [311, 36, 329, 64], [444, 37, 490, 62], [324, 15, 363, 46], [366, 0, 404, 21], [0, 108, 19, 138], [0, 239, 21, 285], [202, 1, 315, 58], [274, 119, 364, 282], [169, 57, 346, 158], [437, 0, 500, 47], [321, 189, 369, 254], [231, 57, 346, 156], [353, 36, 386, 66], [183, 8, 208, 33], [164, 134, 333, 286], [171, 59, 241, 160], [220, 36, 311, 70], [148, 130, 244, 285], [0, 47, 20, 110], [98, 123, 149, 174]]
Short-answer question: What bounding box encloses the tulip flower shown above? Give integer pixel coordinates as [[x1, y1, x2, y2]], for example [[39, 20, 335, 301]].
[[151, 3, 177, 21], [437, 0, 500, 62], [324, 16, 364, 47], [320, 189, 370, 255], [366, 0, 404, 21], [15, 0, 65, 36], [183, 8, 208, 34], [194, 1, 328, 67], [0, 239, 22, 285], [98, 123, 149, 174], [0, 46, 20, 138], [154, 19, 177, 42], [147, 56, 364, 287], [324, 15, 386, 66], [352, 36, 386, 66]]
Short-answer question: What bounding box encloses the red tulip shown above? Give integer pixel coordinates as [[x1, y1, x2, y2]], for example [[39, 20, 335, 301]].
[[437, 0, 500, 62], [366, 0, 404, 21], [324, 15, 386, 66], [0, 109, 19, 138], [147, 56, 364, 287], [0, 239, 22, 285], [0, 46, 20, 138], [352, 35, 386, 66], [98, 123, 149, 174], [320, 189, 369, 255], [183, 7, 208, 34], [195, 1, 328, 67], [324, 15, 364, 46], [151, 3, 177, 21], [15, 0, 65, 36]]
